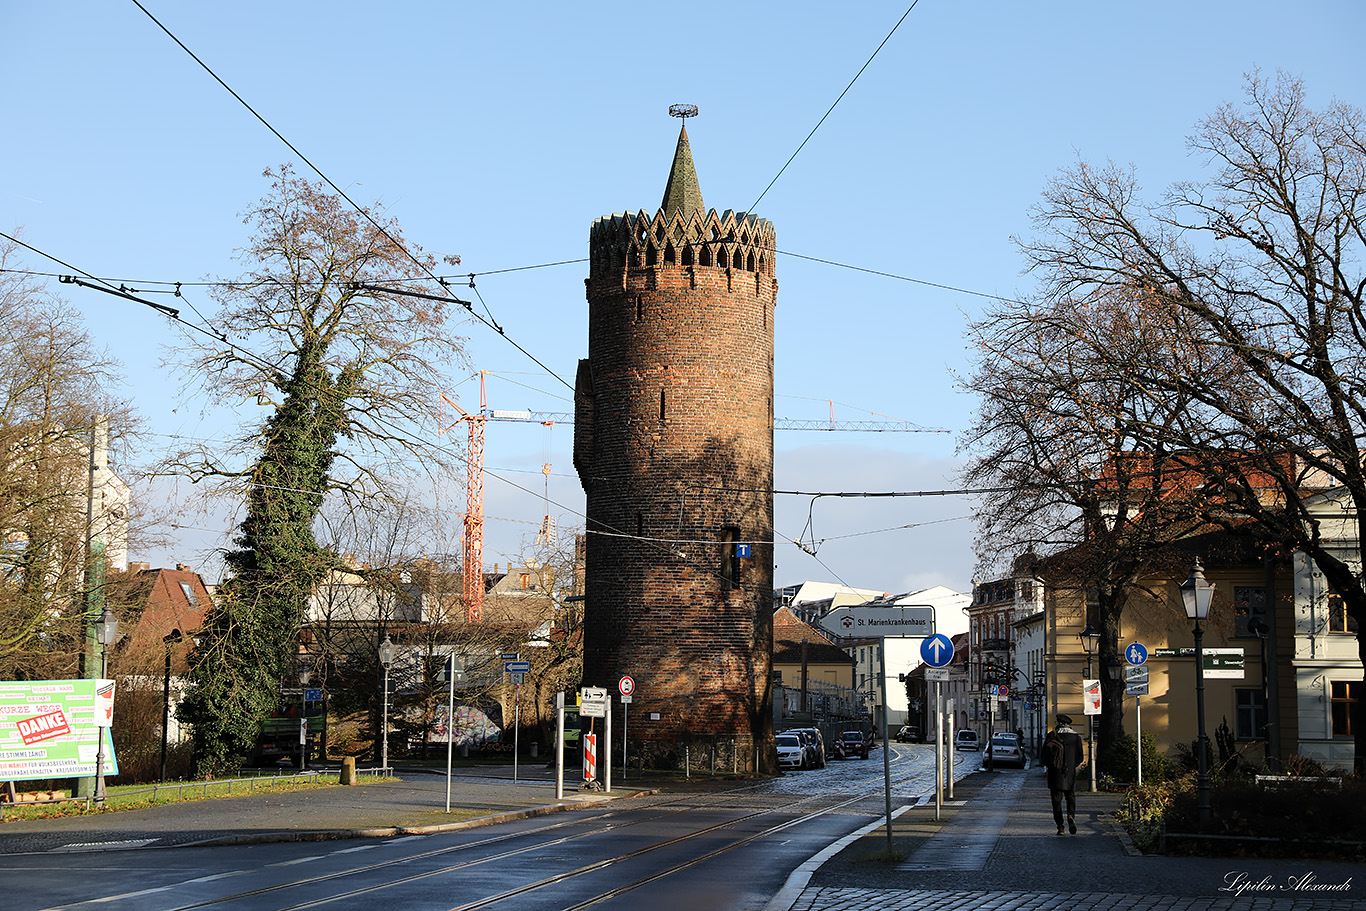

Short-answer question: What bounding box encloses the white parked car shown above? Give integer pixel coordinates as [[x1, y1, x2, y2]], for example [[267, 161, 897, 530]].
[[775, 733, 806, 771]]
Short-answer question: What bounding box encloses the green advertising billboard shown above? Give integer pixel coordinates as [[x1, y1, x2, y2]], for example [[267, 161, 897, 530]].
[[0, 679, 120, 781]]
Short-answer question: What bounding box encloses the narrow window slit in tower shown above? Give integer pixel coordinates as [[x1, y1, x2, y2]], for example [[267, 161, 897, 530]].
[[720, 526, 743, 593], [659, 387, 666, 422], [636, 296, 643, 322]]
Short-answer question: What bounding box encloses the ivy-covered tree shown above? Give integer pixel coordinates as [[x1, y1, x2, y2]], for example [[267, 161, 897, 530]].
[[175, 167, 464, 775]]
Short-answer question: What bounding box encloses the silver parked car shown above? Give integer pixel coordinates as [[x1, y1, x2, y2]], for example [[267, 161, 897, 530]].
[[985, 732, 1025, 768]]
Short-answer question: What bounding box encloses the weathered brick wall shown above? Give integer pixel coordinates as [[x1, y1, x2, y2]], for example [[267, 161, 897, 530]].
[[576, 208, 776, 768]]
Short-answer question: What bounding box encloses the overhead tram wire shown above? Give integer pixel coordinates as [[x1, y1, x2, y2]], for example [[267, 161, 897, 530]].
[[130, 0, 574, 393], [7, 247, 828, 605], [3, 241, 1028, 316], [0, 230, 278, 378], [747, 1, 922, 214]]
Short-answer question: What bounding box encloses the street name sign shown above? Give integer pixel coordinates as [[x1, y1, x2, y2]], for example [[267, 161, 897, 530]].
[[1152, 647, 1244, 679], [818, 605, 934, 639]]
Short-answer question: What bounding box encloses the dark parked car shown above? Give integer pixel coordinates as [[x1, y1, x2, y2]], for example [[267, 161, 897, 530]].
[[788, 727, 827, 767], [839, 730, 870, 759], [895, 725, 921, 743]]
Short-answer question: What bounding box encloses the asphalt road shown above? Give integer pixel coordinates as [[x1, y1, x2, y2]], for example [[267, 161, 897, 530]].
[[0, 742, 964, 911]]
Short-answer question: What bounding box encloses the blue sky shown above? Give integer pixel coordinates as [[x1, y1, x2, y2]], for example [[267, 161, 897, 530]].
[[4, 2, 1361, 628]]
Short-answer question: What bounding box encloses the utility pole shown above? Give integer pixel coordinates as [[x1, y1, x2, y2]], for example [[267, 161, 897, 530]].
[[77, 416, 109, 799]]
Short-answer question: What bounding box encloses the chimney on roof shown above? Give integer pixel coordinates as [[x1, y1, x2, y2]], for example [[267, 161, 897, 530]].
[[129, 562, 150, 573], [176, 563, 191, 572]]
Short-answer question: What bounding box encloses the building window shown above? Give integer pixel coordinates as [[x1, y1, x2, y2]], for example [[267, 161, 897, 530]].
[[1327, 594, 1358, 634], [720, 526, 742, 592], [519, 573, 531, 590], [1232, 587, 1266, 637], [1331, 681, 1358, 736], [1235, 688, 1266, 740], [178, 581, 199, 606]]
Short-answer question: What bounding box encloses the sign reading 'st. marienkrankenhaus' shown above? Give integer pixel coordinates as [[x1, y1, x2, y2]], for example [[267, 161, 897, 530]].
[[0, 679, 119, 781]]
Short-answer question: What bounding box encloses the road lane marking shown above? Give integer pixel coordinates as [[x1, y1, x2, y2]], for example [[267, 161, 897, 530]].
[[90, 887, 173, 903], [269, 854, 328, 866], [185, 871, 249, 883]]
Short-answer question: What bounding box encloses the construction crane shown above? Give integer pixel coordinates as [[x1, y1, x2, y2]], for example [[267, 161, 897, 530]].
[[441, 379, 944, 622]]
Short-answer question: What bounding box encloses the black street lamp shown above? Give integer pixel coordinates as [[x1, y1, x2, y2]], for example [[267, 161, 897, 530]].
[[1181, 558, 1214, 826], [93, 607, 119, 802], [1078, 622, 1100, 793], [378, 636, 395, 773], [160, 629, 183, 781]]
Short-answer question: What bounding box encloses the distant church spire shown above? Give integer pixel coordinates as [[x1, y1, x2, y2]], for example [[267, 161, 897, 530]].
[[661, 105, 704, 218]]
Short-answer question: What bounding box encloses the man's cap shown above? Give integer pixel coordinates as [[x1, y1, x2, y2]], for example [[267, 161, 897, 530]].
[[1056, 713, 1073, 724]]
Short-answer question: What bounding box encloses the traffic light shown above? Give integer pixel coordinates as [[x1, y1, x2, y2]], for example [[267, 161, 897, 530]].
[[984, 659, 997, 681]]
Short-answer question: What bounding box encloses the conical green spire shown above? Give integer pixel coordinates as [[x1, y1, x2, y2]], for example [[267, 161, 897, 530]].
[[660, 123, 704, 219]]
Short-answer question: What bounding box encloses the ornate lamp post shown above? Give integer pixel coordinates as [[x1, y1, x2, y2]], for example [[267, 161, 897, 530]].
[[378, 635, 395, 773], [92, 607, 119, 802], [160, 629, 183, 781], [1181, 558, 1214, 827], [1078, 622, 1100, 793]]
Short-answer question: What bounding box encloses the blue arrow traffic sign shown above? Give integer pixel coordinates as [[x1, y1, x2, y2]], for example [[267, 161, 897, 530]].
[[921, 633, 954, 668], [1125, 642, 1148, 666], [505, 660, 531, 673]]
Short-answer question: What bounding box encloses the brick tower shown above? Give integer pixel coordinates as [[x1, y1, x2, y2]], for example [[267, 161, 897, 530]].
[[574, 113, 776, 771]]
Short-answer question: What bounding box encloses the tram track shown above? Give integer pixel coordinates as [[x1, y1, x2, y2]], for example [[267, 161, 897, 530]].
[[40, 743, 949, 911]]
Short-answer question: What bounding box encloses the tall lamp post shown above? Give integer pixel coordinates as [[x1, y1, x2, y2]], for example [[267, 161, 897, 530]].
[[160, 629, 183, 781], [1181, 558, 1214, 827], [1078, 622, 1100, 793], [378, 636, 395, 773], [93, 607, 119, 802]]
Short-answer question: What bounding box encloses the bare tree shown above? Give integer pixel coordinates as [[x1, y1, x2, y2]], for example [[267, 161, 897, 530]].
[[0, 236, 136, 679], [1015, 71, 1366, 771], [961, 290, 1214, 752]]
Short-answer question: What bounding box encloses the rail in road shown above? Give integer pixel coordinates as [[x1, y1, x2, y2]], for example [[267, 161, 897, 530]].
[[28, 743, 958, 911]]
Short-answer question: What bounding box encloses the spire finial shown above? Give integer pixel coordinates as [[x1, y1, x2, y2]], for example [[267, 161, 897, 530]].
[[662, 105, 704, 219]]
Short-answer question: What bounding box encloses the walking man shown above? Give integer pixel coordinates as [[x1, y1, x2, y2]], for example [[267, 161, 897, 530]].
[[1042, 713, 1085, 835]]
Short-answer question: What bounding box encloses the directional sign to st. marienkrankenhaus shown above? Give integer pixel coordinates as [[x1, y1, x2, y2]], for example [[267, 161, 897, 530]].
[[818, 605, 934, 639]]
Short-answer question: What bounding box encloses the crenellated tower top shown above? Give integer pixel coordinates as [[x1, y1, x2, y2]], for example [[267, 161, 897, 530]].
[[590, 106, 774, 282]]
